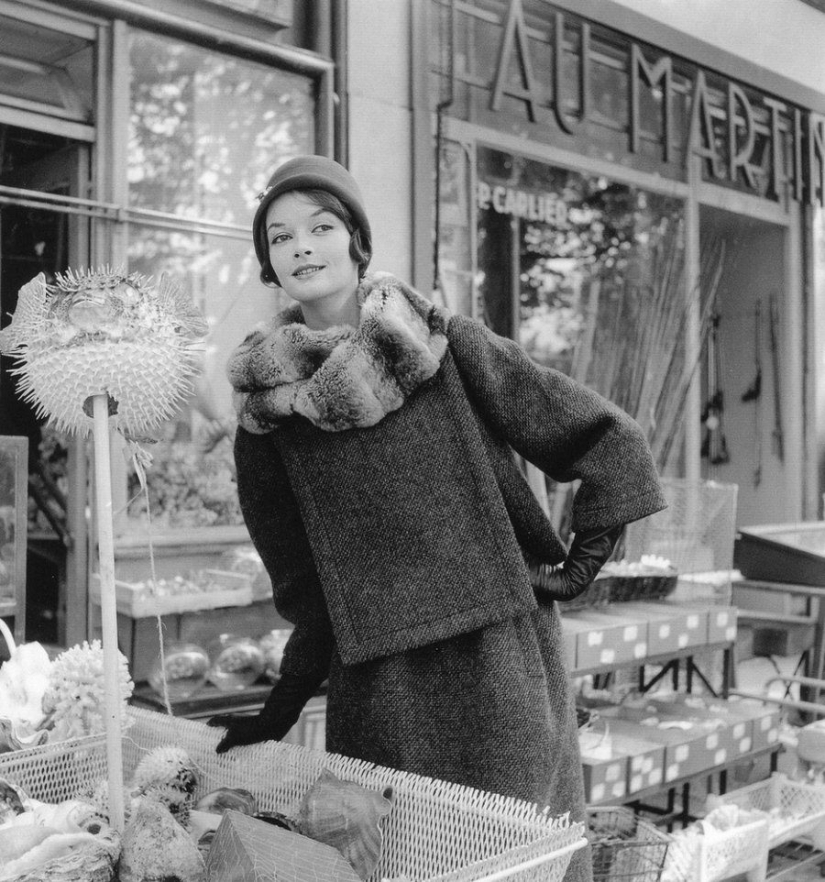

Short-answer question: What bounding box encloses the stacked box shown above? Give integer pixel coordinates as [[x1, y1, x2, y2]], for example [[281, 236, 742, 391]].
[[561, 609, 648, 670], [579, 728, 666, 803], [561, 614, 593, 669], [723, 697, 782, 752], [704, 605, 738, 643], [599, 704, 730, 779], [646, 694, 752, 759], [657, 598, 737, 644], [607, 601, 708, 653], [596, 715, 701, 783], [579, 733, 628, 803]]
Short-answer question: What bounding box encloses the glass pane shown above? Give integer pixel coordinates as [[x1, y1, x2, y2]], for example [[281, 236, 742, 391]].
[[476, 146, 697, 472], [128, 30, 315, 222], [0, 16, 93, 120], [125, 32, 316, 530], [125, 225, 291, 529]]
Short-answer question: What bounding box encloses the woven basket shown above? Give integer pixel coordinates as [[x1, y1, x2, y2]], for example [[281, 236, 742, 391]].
[[562, 577, 614, 613], [587, 807, 671, 882], [600, 573, 678, 604], [0, 707, 586, 882]]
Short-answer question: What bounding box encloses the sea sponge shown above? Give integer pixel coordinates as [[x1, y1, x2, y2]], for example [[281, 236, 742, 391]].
[[0, 269, 207, 437], [296, 769, 395, 880], [42, 640, 133, 742], [119, 797, 205, 882]]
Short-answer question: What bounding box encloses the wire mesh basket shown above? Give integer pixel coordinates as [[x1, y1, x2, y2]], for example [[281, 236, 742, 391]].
[[707, 772, 825, 851], [0, 707, 587, 882], [661, 810, 769, 882], [587, 806, 671, 881], [624, 479, 738, 576]]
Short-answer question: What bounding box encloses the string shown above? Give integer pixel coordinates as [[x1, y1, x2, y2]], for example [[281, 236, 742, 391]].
[[128, 438, 173, 716]]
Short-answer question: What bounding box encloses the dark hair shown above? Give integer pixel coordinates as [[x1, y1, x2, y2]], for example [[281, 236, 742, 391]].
[[259, 188, 372, 287]]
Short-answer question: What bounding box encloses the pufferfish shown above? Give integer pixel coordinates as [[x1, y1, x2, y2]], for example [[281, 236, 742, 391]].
[[0, 267, 208, 437], [130, 746, 199, 829]]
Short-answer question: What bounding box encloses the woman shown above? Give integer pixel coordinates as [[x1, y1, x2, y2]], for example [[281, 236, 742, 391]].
[[210, 155, 667, 882]]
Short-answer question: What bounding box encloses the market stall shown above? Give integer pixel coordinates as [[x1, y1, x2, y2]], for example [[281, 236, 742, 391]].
[[4, 272, 825, 882]]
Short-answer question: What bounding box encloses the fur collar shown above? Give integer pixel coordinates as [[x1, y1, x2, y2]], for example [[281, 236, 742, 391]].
[[227, 272, 450, 433]]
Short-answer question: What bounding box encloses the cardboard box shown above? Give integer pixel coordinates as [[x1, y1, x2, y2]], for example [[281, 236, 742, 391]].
[[646, 694, 752, 759], [596, 715, 698, 783], [579, 732, 628, 804], [560, 614, 593, 669], [600, 704, 729, 779], [723, 698, 782, 752], [611, 601, 708, 653], [705, 606, 738, 643], [598, 729, 666, 796], [579, 726, 665, 803], [562, 609, 648, 670]]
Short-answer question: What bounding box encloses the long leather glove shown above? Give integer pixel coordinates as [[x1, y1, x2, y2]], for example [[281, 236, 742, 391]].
[[528, 524, 624, 602], [207, 669, 326, 754]]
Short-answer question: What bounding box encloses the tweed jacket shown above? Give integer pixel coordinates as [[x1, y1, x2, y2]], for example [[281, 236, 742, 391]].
[[231, 280, 667, 668]]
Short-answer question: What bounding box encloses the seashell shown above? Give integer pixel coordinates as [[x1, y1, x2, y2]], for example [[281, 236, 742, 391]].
[[296, 769, 394, 880], [119, 797, 205, 882], [194, 787, 257, 817], [0, 777, 26, 825], [0, 825, 60, 866]]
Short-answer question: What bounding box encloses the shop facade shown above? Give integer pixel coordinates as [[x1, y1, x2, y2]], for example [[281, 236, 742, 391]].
[[413, 0, 825, 539]]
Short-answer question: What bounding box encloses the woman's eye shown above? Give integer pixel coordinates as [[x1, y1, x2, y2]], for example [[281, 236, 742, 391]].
[[270, 233, 290, 245], [313, 223, 333, 233]]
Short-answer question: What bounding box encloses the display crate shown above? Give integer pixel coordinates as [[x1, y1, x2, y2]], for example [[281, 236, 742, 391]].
[[624, 479, 738, 575], [90, 569, 252, 617], [587, 806, 671, 881], [0, 707, 586, 882], [662, 811, 769, 882], [708, 772, 825, 851]]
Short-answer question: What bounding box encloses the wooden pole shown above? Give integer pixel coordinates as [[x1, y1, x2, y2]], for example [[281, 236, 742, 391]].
[[91, 393, 125, 833]]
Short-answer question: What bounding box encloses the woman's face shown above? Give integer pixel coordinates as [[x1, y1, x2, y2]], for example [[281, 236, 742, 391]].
[[265, 191, 360, 320]]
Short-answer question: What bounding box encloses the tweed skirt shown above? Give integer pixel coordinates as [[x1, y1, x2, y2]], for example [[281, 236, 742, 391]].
[[325, 600, 592, 882]]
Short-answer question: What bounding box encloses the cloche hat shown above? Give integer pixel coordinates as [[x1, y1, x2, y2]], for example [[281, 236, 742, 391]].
[[252, 155, 372, 274]]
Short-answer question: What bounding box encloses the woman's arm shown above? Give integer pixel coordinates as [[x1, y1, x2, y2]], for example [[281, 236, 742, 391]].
[[447, 313, 667, 533], [208, 428, 333, 751]]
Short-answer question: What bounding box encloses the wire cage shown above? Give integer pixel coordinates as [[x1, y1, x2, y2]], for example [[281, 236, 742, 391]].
[[0, 707, 587, 882], [623, 479, 739, 579], [587, 806, 671, 882]]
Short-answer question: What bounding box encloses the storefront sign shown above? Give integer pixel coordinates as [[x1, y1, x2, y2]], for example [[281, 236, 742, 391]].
[[476, 181, 568, 225], [483, 0, 824, 206]]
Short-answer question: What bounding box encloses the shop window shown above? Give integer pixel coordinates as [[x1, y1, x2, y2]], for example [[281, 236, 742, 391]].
[[469, 146, 718, 482], [0, 16, 93, 123], [124, 30, 316, 530]]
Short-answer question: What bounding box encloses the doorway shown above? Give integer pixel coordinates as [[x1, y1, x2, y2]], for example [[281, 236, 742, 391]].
[[0, 125, 90, 644], [699, 206, 792, 527]]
